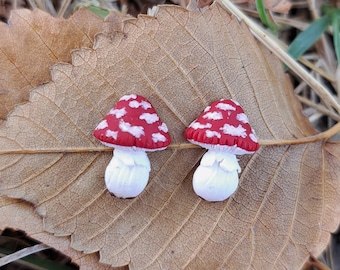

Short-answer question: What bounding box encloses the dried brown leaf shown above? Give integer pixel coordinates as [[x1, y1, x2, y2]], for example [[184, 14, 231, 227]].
[[0, 8, 104, 124], [0, 3, 340, 269]]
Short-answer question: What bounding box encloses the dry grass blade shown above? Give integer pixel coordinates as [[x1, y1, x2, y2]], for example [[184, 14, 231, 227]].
[[0, 243, 50, 267]]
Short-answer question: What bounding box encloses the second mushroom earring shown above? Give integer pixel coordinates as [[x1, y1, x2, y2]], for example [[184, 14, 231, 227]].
[[93, 94, 171, 199], [184, 99, 259, 202]]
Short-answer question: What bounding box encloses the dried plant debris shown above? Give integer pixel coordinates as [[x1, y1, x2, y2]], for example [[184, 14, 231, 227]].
[[0, 228, 79, 269]]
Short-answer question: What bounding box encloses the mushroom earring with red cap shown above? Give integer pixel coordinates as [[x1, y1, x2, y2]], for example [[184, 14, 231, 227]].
[[185, 99, 259, 202], [93, 94, 171, 198]]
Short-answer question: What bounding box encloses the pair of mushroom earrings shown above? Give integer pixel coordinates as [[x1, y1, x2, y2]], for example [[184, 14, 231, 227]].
[[93, 94, 259, 202]]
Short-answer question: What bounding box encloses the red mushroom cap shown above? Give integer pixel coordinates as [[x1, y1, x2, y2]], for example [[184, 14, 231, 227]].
[[94, 94, 171, 151], [185, 99, 259, 155]]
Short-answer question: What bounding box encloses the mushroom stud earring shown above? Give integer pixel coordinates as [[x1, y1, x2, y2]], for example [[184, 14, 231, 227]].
[[184, 99, 259, 202], [93, 94, 171, 198]]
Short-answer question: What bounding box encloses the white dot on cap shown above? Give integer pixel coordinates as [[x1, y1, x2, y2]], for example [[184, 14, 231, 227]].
[[215, 103, 236, 111], [139, 113, 159, 124], [236, 113, 249, 124], [152, 133, 167, 143], [95, 119, 108, 130], [205, 130, 221, 138]]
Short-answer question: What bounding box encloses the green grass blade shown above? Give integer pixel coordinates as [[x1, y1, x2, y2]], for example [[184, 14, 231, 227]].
[[287, 14, 330, 61], [255, 0, 277, 32], [332, 10, 340, 65], [87, 5, 110, 18]]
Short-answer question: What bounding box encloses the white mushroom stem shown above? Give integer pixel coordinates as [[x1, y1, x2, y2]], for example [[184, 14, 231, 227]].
[[105, 148, 151, 198], [193, 150, 241, 202]]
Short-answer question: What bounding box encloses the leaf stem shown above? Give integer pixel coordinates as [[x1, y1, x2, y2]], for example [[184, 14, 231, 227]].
[[1, 123, 340, 155], [260, 121, 340, 145]]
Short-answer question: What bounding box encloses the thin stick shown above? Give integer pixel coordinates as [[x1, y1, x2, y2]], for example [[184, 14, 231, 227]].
[[0, 244, 50, 267], [297, 96, 340, 121], [26, 0, 37, 9], [57, 0, 71, 17]]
